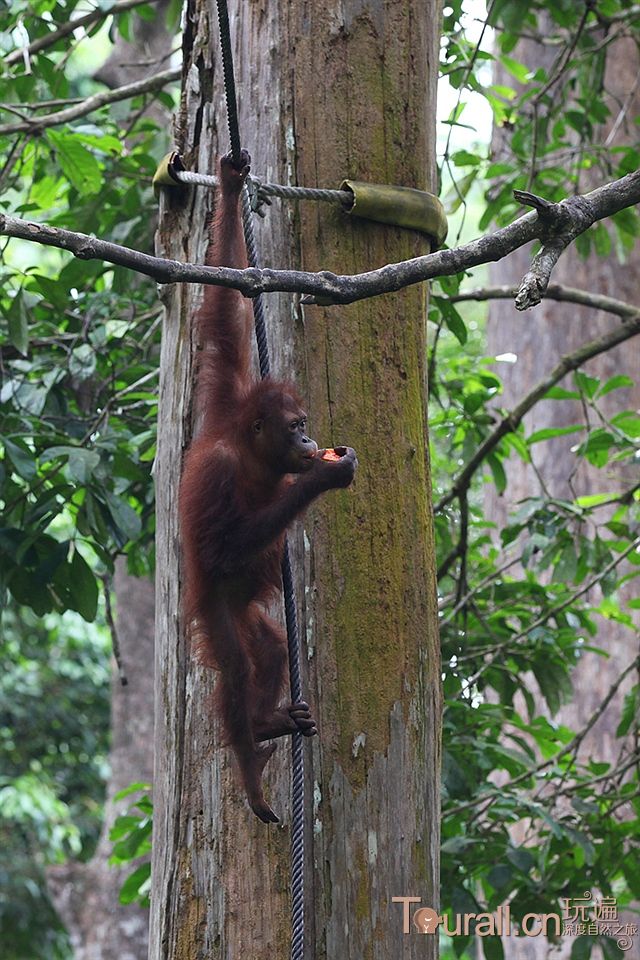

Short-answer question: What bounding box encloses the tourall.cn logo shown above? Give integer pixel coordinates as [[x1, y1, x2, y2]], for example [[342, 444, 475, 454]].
[[391, 895, 638, 952]]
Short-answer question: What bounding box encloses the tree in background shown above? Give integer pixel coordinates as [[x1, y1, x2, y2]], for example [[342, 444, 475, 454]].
[[484, 12, 639, 960], [436, 3, 639, 958]]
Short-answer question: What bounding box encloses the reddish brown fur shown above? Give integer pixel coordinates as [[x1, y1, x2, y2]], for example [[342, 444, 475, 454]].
[[179, 153, 356, 822]]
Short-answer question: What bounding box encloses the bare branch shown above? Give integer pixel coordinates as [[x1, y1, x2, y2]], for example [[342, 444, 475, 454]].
[[444, 282, 640, 320], [5, 0, 152, 66], [2, 97, 84, 110], [0, 68, 181, 136], [101, 573, 128, 687], [0, 169, 639, 306], [514, 188, 600, 307]]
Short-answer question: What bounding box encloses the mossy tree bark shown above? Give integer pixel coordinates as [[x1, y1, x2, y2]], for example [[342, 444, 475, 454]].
[[150, 3, 442, 958]]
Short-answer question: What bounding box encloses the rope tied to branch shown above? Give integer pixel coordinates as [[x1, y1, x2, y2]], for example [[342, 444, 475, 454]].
[[154, 152, 449, 245], [178, 166, 353, 213]]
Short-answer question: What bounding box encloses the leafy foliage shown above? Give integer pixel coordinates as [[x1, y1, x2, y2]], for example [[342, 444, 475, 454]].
[[0, 1, 176, 955], [0, 609, 110, 960], [108, 783, 153, 908], [0, 1, 167, 624], [435, 3, 640, 958]]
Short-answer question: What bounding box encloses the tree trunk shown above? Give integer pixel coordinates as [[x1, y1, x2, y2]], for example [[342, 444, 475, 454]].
[[47, 561, 155, 960], [486, 27, 640, 960], [151, 2, 443, 958]]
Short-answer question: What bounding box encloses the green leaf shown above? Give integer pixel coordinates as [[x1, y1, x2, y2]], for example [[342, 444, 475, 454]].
[[610, 412, 640, 438], [596, 374, 634, 398], [532, 665, 564, 716], [69, 344, 97, 382], [482, 935, 505, 960], [528, 424, 583, 444], [612, 206, 640, 238], [616, 686, 638, 737], [570, 936, 592, 960], [487, 453, 506, 493], [109, 815, 143, 841], [103, 492, 142, 544], [68, 550, 98, 621], [110, 819, 152, 861], [30, 174, 64, 210], [8, 296, 29, 356], [485, 162, 515, 178], [499, 55, 531, 83], [564, 826, 595, 866], [443, 309, 468, 345], [441, 836, 475, 854], [68, 449, 101, 484], [575, 493, 614, 508], [543, 386, 581, 400], [486, 862, 512, 890], [552, 544, 578, 583], [73, 130, 124, 155], [593, 223, 612, 257], [31, 274, 68, 310], [45, 130, 102, 196], [579, 429, 615, 467], [40, 446, 100, 483], [113, 782, 152, 802], [574, 371, 600, 398], [450, 149, 483, 167], [4, 438, 37, 480], [506, 846, 535, 873], [118, 862, 151, 905], [599, 935, 625, 960]]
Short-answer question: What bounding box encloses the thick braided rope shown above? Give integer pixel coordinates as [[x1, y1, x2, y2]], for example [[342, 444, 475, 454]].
[[215, 1, 242, 167], [281, 548, 306, 960], [240, 188, 270, 377], [177, 167, 351, 207], [260, 181, 350, 205], [215, 3, 306, 957]]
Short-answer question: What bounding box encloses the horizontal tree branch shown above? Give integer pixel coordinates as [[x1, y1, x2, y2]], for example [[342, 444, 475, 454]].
[[1, 169, 638, 305], [434, 311, 640, 514], [444, 282, 640, 320], [6, 0, 151, 66], [0, 68, 181, 136]]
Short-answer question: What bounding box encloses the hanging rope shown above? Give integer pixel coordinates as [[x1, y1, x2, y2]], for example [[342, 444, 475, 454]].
[[214, 1, 242, 167], [241, 191, 306, 960], [215, 3, 306, 959], [240, 188, 271, 377]]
